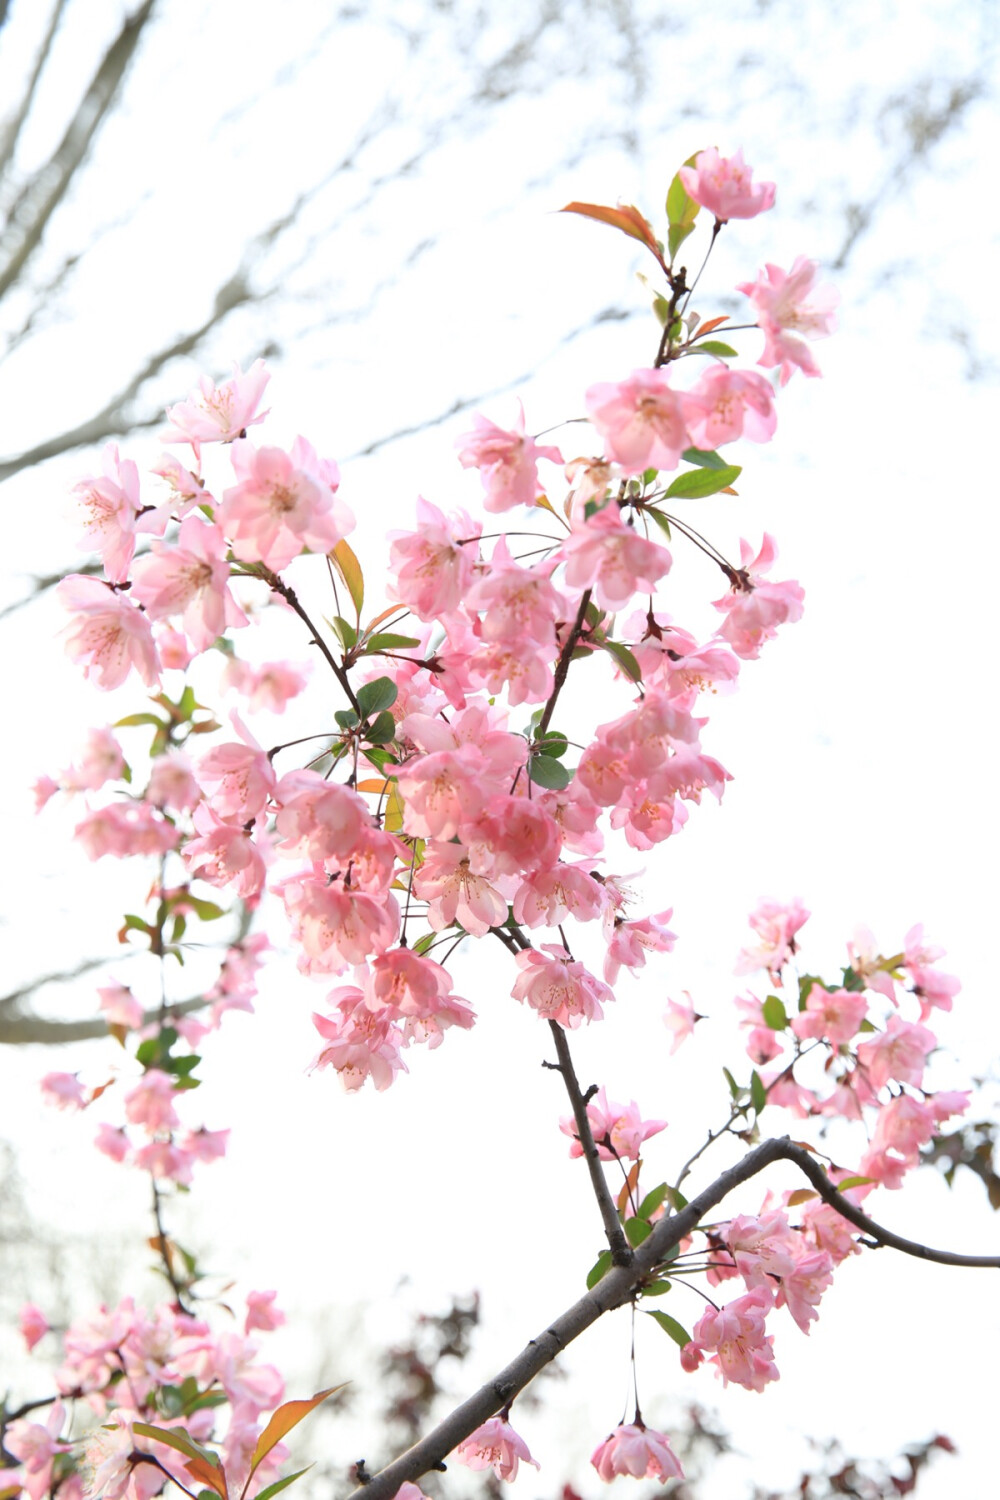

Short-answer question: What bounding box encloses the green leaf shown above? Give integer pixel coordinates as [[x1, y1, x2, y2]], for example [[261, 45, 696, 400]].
[[330, 539, 364, 619], [363, 632, 421, 652], [365, 711, 397, 745], [832, 1174, 874, 1193], [411, 932, 437, 957], [680, 446, 728, 470], [331, 615, 358, 650], [840, 964, 866, 992], [664, 1185, 688, 1211], [527, 754, 572, 791], [750, 1070, 767, 1114], [356, 676, 398, 718], [695, 340, 739, 357], [663, 464, 742, 500], [723, 1066, 741, 1100], [645, 506, 672, 541], [584, 600, 605, 629], [761, 994, 788, 1031], [183, 896, 225, 923], [114, 713, 166, 729], [798, 974, 826, 1011], [643, 1309, 692, 1348], [586, 1250, 613, 1289], [667, 220, 695, 262], [131, 1423, 223, 1475], [253, 1467, 315, 1500], [624, 1216, 652, 1247], [638, 1183, 669, 1219], [641, 467, 660, 487], [535, 731, 569, 759], [639, 1278, 673, 1296], [334, 708, 360, 730], [600, 639, 643, 684]]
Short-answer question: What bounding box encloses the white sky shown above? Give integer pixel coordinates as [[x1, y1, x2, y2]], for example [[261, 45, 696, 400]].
[[2, 1, 999, 1497]]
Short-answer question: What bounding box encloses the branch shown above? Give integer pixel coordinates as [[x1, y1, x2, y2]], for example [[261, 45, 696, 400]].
[[0, 0, 70, 188], [347, 1136, 999, 1500], [0, 0, 158, 301], [546, 1020, 632, 1265]]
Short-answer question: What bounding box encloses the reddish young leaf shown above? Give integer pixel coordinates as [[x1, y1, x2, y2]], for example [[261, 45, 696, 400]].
[[246, 1387, 346, 1489], [560, 201, 667, 271]]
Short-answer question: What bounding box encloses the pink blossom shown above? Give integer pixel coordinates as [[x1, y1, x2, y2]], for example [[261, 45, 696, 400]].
[[197, 715, 276, 821], [146, 750, 202, 812], [454, 1417, 540, 1482], [124, 1069, 181, 1133], [61, 727, 126, 792], [223, 657, 311, 713], [465, 537, 565, 645], [279, 875, 400, 974], [19, 1303, 50, 1352], [131, 515, 248, 651], [95, 1122, 131, 1163], [72, 443, 142, 583], [663, 993, 699, 1054], [40, 1072, 87, 1110], [603, 909, 676, 985], [712, 534, 804, 659], [511, 944, 613, 1028], [790, 983, 868, 1047], [468, 794, 562, 877], [156, 624, 197, 670], [363, 948, 474, 1032], [585, 368, 689, 474], [683, 366, 777, 449], [98, 982, 145, 1030], [245, 1290, 286, 1334], [74, 802, 180, 860], [456, 400, 563, 511], [57, 575, 160, 690], [184, 802, 268, 897], [220, 436, 354, 570], [513, 862, 606, 929], [776, 1246, 835, 1333], [163, 358, 271, 458], [560, 1086, 666, 1161], [678, 148, 775, 221], [5, 1401, 69, 1500], [310, 993, 408, 1091], [414, 843, 509, 935], [389, 497, 480, 620], [272, 768, 369, 862], [182, 1126, 231, 1163], [681, 1285, 778, 1391], [856, 1014, 936, 1090], [591, 1421, 683, 1483], [78, 1410, 136, 1500], [737, 256, 838, 385], [561, 504, 672, 611]]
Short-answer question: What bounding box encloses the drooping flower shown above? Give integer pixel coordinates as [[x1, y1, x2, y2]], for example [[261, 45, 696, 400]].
[[559, 1086, 667, 1161], [737, 256, 838, 385], [591, 1420, 683, 1482], [58, 575, 161, 690], [454, 1417, 540, 1482], [585, 368, 689, 474], [455, 400, 563, 511]]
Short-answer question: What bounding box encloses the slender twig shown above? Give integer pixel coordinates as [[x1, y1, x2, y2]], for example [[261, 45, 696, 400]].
[[534, 589, 592, 742], [345, 1135, 1000, 1500], [546, 1021, 632, 1267], [253, 566, 362, 716], [151, 1179, 190, 1314]]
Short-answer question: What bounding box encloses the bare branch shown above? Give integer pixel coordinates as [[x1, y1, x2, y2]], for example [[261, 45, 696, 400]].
[[0, 0, 158, 301], [347, 1136, 1000, 1500], [0, 0, 70, 187]]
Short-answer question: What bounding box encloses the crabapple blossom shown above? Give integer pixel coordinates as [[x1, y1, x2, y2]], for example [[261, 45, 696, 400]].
[[683, 365, 777, 449], [585, 367, 689, 474], [19, 1303, 50, 1352], [736, 897, 810, 977], [162, 357, 270, 457], [603, 908, 677, 984], [681, 1285, 778, 1392], [737, 255, 838, 385], [98, 982, 145, 1030], [678, 147, 776, 221], [712, 535, 805, 659], [455, 401, 563, 511], [856, 1014, 937, 1090], [559, 1086, 667, 1160], [40, 1073, 87, 1110], [220, 435, 354, 570], [663, 993, 699, 1053], [561, 504, 672, 610], [790, 983, 869, 1046], [71, 443, 142, 583], [57, 575, 160, 690], [183, 802, 267, 897], [196, 714, 276, 821], [77, 1410, 136, 1500], [388, 497, 480, 619], [454, 1417, 539, 1482], [131, 515, 248, 651], [511, 944, 613, 1027], [74, 802, 180, 860], [591, 1421, 684, 1483], [413, 843, 508, 935], [245, 1291, 286, 1335]]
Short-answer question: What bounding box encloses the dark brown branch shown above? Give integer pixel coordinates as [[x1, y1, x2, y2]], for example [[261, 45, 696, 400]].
[[534, 589, 592, 743], [546, 1020, 632, 1265], [346, 1136, 999, 1500]]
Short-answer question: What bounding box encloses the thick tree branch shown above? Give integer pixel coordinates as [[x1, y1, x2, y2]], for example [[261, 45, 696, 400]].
[[0, 0, 70, 188], [546, 1020, 632, 1265], [347, 1136, 1000, 1500]]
